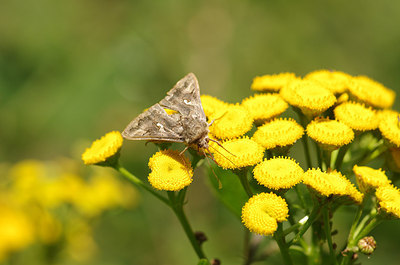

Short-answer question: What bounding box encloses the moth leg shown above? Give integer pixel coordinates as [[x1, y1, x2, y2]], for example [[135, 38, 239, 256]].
[[179, 145, 190, 156], [202, 149, 222, 189], [208, 144, 237, 168]]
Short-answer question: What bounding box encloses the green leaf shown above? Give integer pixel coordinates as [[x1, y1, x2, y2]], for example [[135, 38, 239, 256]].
[[197, 259, 211, 265], [207, 165, 249, 219]]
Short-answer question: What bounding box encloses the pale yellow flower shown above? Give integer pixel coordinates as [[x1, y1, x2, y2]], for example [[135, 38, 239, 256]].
[[379, 111, 400, 147], [200, 95, 229, 118], [241, 93, 288, 124], [82, 131, 123, 166], [375, 185, 400, 219], [251, 72, 298, 92], [305, 69, 352, 94], [353, 165, 391, 194], [334, 102, 379, 131]]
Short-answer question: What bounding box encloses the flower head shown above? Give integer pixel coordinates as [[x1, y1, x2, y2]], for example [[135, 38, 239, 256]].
[[211, 137, 265, 169], [303, 169, 363, 204], [375, 185, 400, 219], [353, 165, 391, 194], [209, 104, 253, 140], [200, 95, 229, 118], [348, 76, 395, 109], [253, 157, 303, 190], [241, 192, 289, 236], [241, 93, 288, 124], [148, 150, 193, 191], [252, 118, 304, 150], [379, 111, 400, 147], [334, 102, 379, 131], [82, 131, 123, 166], [280, 79, 336, 116], [306, 118, 354, 150], [251, 72, 297, 92], [305, 69, 352, 94]]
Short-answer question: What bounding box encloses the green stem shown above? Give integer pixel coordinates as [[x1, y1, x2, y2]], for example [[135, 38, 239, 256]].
[[322, 150, 332, 171], [301, 134, 313, 169], [357, 145, 387, 166], [334, 144, 350, 170], [322, 207, 338, 265], [115, 164, 169, 205], [355, 217, 382, 241], [314, 142, 323, 169], [347, 202, 365, 244], [167, 192, 207, 260], [289, 206, 321, 245], [235, 168, 253, 198], [274, 223, 293, 265], [294, 185, 310, 214]]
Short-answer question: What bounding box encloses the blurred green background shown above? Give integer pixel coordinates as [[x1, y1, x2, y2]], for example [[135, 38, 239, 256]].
[[1, 0, 400, 264]]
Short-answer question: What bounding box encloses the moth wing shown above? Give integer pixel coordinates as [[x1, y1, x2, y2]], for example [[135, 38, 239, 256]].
[[159, 73, 207, 121], [122, 104, 185, 142]]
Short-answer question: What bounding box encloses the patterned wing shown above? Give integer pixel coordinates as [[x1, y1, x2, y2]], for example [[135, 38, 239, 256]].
[[159, 73, 207, 121], [122, 104, 185, 142]]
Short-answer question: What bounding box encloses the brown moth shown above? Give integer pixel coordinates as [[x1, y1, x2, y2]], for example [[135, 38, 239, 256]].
[[122, 73, 212, 154]]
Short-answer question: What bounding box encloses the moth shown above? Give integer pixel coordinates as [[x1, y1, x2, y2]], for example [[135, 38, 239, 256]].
[[122, 73, 214, 156]]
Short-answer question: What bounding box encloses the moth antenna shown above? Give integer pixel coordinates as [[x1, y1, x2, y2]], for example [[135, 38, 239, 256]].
[[203, 149, 222, 189], [209, 138, 237, 157], [208, 144, 237, 168], [180, 145, 190, 156]]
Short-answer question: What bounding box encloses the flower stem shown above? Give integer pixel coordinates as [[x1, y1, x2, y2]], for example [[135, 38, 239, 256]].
[[274, 223, 293, 265], [333, 144, 350, 170], [235, 168, 253, 198], [167, 192, 207, 260], [115, 164, 169, 205], [290, 206, 321, 245], [322, 207, 338, 265]]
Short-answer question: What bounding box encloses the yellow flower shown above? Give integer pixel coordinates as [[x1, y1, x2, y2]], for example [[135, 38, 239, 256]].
[[379, 111, 400, 147], [303, 169, 363, 204], [251, 72, 298, 92], [200, 95, 229, 118], [348, 75, 395, 109], [305, 69, 352, 94], [334, 101, 379, 131], [65, 218, 97, 262], [241, 93, 288, 124], [209, 104, 253, 140], [211, 137, 265, 169], [280, 79, 337, 116], [252, 118, 304, 150], [306, 118, 354, 150], [0, 204, 34, 261], [253, 157, 303, 190], [241, 192, 289, 236], [82, 131, 123, 166], [148, 150, 193, 191], [353, 165, 391, 194], [375, 185, 400, 219]]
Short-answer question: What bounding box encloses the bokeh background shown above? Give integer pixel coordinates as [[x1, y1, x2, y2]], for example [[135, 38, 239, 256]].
[[1, 0, 400, 264]]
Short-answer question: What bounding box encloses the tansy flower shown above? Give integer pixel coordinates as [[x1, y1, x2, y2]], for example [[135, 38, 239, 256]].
[[200, 95, 229, 118], [306, 118, 354, 151], [211, 137, 265, 169], [241, 93, 288, 124], [82, 131, 123, 166], [375, 185, 400, 219], [379, 111, 400, 147], [148, 150, 193, 191], [280, 79, 337, 117], [347, 76, 395, 109], [337, 93, 349, 105], [241, 192, 289, 236], [252, 118, 304, 150], [353, 165, 391, 194], [253, 157, 303, 190], [304, 69, 352, 94], [303, 169, 364, 204], [209, 104, 253, 140], [334, 102, 379, 131], [251, 72, 298, 92]]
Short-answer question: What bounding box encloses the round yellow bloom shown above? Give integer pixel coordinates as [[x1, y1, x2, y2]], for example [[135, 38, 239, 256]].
[[251, 72, 298, 92], [241, 93, 288, 124], [303, 169, 363, 204], [353, 165, 391, 194], [241, 192, 289, 236], [148, 150, 193, 191], [253, 157, 303, 190], [209, 104, 253, 140], [211, 137, 265, 169], [200, 95, 229, 118], [379, 111, 400, 147], [305, 69, 352, 94], [334, 102, 379, 131], [252, 118, 304, 149], [82, 131, 123, 166], [280, 79, 337, 116], [375, 185, 400, 219], [306, 118, 354, 150], [348, 76, 395, 109]]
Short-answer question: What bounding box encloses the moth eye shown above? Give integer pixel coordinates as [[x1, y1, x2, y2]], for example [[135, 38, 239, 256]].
[[184, 99, 191, 105]]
